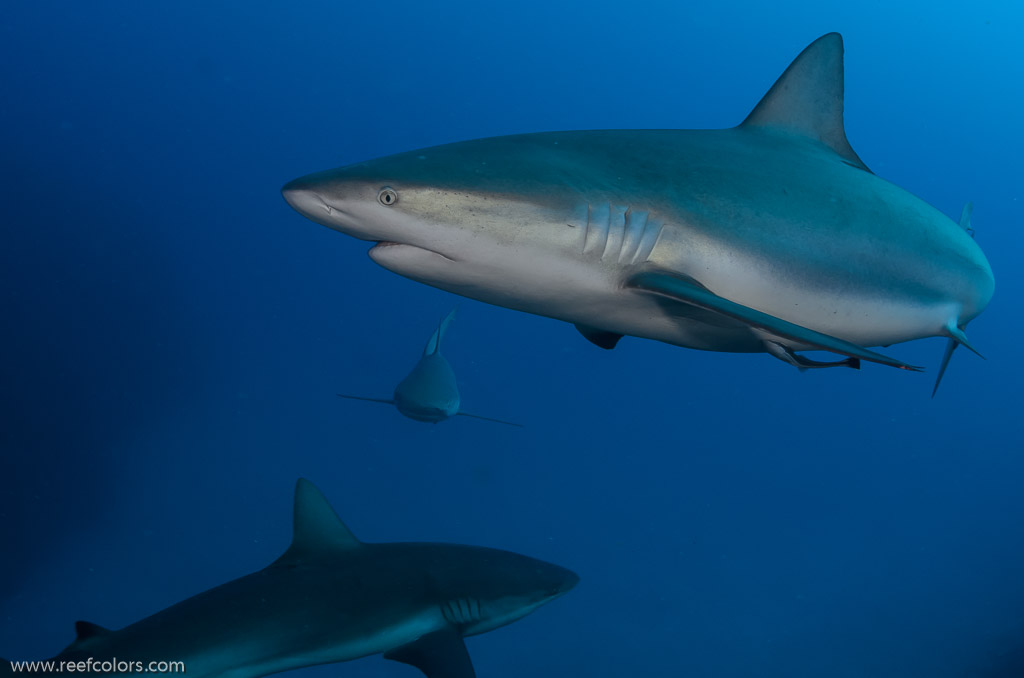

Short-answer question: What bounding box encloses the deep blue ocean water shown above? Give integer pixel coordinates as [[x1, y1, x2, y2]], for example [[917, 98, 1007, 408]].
[[2, 1, 1023, 676]]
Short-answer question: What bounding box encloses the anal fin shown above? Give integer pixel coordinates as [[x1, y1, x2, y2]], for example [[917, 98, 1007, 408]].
[[383, 628, 475, 678]]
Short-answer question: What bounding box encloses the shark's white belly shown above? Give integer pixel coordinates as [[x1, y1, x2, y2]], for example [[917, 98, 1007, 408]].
[[370, 231, 950, 355], [60, 609, 447, 678], [216, 609, 445, 678]]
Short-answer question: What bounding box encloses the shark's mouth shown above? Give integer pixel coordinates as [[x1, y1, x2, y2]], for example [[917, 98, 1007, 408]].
[[370, 241, 456, 263]]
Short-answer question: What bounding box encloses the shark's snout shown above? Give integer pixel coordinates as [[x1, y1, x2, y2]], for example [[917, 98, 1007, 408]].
[[561, 568, 580, 593], [547, 565, 579, 598], [281, 178, 334, 225]]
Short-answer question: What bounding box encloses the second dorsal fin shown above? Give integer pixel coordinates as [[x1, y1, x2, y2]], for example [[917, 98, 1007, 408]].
[[741, 32, 869, 171]]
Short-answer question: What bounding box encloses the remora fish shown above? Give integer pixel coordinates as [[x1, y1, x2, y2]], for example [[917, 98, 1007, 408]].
[[1, 480, 577, 677], [283, 33, 994, 392], [337, 308, 521, 426]]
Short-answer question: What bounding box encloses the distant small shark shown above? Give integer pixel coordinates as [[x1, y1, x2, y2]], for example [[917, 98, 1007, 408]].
[[337, 308, 521, 426], [283, 33, 994, 394], [2, 479, 577, 677]]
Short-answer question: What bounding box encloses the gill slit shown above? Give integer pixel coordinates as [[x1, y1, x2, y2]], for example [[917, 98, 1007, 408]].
[[581, 202, 664, 265]]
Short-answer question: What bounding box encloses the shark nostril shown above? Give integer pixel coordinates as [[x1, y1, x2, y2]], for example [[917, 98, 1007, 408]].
[[281, 184, 341, 226]]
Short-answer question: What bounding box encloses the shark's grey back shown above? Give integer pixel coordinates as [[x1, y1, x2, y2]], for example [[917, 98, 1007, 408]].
[[20, 480, 577, 678]]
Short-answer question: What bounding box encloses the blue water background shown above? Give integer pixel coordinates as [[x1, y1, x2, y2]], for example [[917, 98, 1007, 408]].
[[2, 1, 1023, 676]]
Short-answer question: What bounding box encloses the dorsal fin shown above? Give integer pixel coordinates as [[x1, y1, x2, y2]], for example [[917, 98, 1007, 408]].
[[424, 307, 458, 356], [272, 479, 360, 566], [75, 621, 111, 641], [741, 32, 869, 171], [59, 621, 113, 654]]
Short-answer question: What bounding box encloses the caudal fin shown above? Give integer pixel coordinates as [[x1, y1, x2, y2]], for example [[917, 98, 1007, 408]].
[[931, 339, 958, 398], [932, 323, 985, 398], [932, 203, 984, 398]]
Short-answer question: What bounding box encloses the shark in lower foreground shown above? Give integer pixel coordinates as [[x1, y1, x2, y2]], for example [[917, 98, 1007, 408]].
[[282, 33, 994, 393], [336, 308, 521, 426], [1, 480, 577, 678]]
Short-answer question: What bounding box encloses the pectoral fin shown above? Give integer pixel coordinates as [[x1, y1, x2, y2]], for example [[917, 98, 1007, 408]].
[[456, 412, 524, 428], [627, 271, 921, 371], [383, 628, 475, 678], [336, 394, 395, 406]]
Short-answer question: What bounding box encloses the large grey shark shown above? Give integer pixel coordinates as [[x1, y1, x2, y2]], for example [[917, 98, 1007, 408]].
[[337, 308, 521, 426], [282, 33, 994, 391], [2, 480, 577, 677]]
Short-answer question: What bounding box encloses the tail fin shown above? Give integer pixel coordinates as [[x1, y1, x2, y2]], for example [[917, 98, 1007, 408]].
[[931, 339, 958, 398], [424, 307, 458, 356], [944, 324, 984, 359], [932, 203, 983, 398], [932, 323, 984, 398]]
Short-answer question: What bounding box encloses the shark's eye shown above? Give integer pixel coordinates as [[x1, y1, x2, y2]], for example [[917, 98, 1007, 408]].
[[378, 187, 398, 206]]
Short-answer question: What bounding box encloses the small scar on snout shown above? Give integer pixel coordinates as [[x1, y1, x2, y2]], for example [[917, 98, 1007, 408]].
[[566, 223, 576, 228]]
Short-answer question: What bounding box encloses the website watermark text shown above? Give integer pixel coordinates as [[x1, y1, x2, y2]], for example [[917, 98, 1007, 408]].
[[10, 659, 185, 674]]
